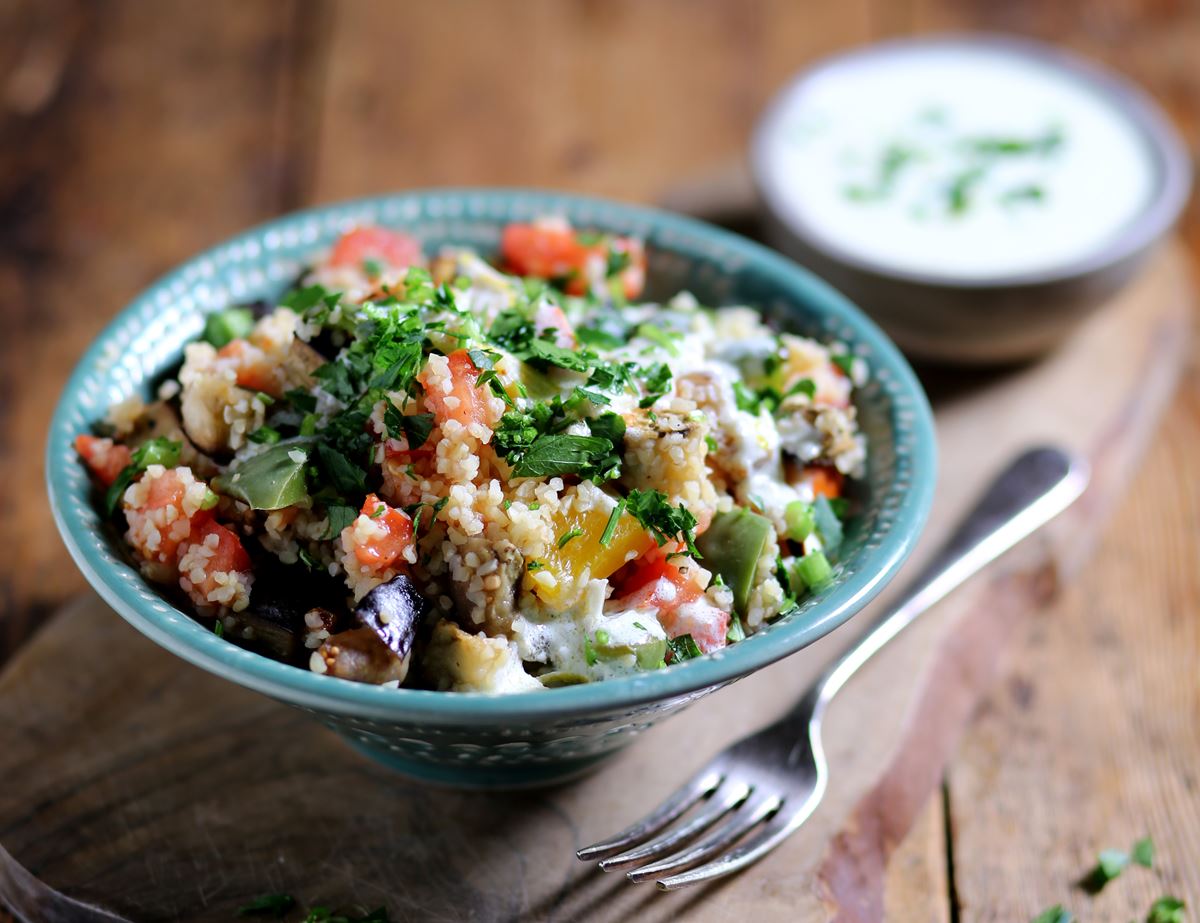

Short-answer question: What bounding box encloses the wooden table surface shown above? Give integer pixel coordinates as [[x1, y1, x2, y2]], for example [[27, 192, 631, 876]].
[[1, 1, 1196, 920]]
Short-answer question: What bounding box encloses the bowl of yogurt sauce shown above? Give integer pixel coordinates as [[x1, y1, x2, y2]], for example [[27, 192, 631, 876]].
[[752, 35, 1191, 363]]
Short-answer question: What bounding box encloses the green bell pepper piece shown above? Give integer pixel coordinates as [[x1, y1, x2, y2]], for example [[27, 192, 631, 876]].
[[694, 507, 773, 617]]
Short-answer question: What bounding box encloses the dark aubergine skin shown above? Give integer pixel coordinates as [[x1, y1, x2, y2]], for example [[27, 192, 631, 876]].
[[354, 575, 429, 661], [223, 550, 346, 662]]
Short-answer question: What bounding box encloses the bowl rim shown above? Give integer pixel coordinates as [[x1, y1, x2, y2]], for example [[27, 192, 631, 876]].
[[751, 32, 1193, 292], [47, 187, 937, 722]]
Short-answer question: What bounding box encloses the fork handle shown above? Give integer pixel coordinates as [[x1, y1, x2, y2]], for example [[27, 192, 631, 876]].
[[808, 446, 1089, 716]]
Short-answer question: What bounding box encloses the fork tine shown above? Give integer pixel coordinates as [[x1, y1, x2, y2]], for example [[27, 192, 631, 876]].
[[597, 780, 750, 871], [654, 782, 823, 890], [575, 768, 724, 861], [626, 792, 782, 884]]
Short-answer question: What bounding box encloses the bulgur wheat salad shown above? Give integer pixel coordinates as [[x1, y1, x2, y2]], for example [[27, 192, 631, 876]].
[[75, 219, 867, 693]]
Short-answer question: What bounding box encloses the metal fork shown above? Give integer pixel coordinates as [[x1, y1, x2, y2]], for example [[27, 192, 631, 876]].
[[578, 446, 1088, 890]]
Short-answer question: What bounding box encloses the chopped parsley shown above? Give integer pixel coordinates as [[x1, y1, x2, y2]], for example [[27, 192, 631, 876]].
[[1147, 896, 1185, 923], [666, 634, 703, 663], [1002, 184, 1046, 205], [626, 489, 700, 558], [1081, 836, 1156, 894], [236, 893, 296, 918], [104, 437, 183, 515], [383, 405, 434, 449], [494, 402, 625, 481], [322, 501, 359, 540], [638, 362, 673, 408], [576, 326, 625, 349], [832, 353, 856, 377]]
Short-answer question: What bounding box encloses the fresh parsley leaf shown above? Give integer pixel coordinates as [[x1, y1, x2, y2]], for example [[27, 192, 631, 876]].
[[525, 337, 593, 372], [1132, 837, 1155, 868], [315, 442, 366, 495], [467, 348, 497, 370], [323, 501, 359, 540], [576, 327, 625, 349], [383, 405, 434, 449], [236, 892, 296, 917], [104, 437, 183, 515], [832, 353, 856, 377], [626, 489, 700, 557], [286, 388, 318, 413], [510, 434, 612, 479], [666, 634, 702, 663], [1081, 849, 1129, 893], [787, 377, 817, 400], [1147, 897, 1185, 923], [638, 362, 673, 408]]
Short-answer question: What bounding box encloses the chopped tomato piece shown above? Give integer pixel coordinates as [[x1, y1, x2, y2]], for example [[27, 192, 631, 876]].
[[217, 339, 280, 394], [614, 555, 704, 610], [501, 221, 587, 286], [185, 520, 252, 574], [328, 226, 423, 271], [417, 349, 493, 428], [613, 554, 728, 653], [802, 465, 843, 500], [352, 494, 415, 570], [75, 434, 132, 486], [500, 221, 646, 299]]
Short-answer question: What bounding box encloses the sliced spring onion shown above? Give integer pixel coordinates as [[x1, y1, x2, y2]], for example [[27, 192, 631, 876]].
[[794, 551, 833, 591], [598, 499, 627, 548], [784, 500, 816, 542]]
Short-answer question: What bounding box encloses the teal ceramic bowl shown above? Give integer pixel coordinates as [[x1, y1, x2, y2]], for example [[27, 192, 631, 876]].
[[47, 189, 936, 788]]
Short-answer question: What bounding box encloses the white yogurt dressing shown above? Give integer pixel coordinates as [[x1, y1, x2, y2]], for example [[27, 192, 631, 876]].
[[758, 44, 1157, 279]]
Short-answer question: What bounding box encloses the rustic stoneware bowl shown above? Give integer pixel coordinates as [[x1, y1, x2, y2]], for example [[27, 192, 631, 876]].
[[48, 189, 936, 788], [752, 35, 1192, 365]]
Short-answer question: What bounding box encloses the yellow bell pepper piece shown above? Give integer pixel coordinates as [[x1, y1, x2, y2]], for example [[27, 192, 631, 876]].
[[525, 503, 654, 609]]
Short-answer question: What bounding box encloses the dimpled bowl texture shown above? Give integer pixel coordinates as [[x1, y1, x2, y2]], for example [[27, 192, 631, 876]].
[[48, 189, 936, 788]]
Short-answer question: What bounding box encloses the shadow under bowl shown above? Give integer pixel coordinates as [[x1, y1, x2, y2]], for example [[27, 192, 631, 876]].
[[47, 189, 936, 787]]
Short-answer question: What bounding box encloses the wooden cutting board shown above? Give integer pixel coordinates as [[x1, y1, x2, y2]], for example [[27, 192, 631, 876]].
[[0, 243, 1191, 923]]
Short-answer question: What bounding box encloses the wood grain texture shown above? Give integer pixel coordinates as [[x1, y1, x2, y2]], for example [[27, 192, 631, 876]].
[[0, 0, 321, 663], [946, 350, 1200, 922]]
